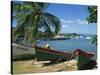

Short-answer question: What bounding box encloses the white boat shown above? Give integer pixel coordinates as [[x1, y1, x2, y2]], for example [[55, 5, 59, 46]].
[[85, 37, 91, 39], [12, 43, 35, 60]]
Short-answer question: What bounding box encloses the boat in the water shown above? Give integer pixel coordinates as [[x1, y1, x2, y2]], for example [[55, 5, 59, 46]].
[[85, 36, 91, 39], [73, 49, 96, 70], [34, 46, 72, 61]]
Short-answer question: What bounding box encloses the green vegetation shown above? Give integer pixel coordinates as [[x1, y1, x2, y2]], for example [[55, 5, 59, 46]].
[[12, 1, 61, 45], [37, 31, 55, 39], [60, 33, 80, 38], [92, 35, 97, 45], [87, 6, 97, 45], [37, 32, 80, 39], [87, 6, 97, 23]]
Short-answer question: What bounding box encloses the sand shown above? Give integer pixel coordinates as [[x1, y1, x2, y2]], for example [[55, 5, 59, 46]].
[[12, 59, 77, 74]]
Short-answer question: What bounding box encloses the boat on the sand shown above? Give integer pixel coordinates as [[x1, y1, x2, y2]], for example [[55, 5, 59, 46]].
[[72, 49, 96, 70], [12, 43, 35, 60], [34, 46, 72, 61]]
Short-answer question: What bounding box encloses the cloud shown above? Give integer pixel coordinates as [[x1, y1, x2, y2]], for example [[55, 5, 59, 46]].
[[62, 24, 69, 28], [61, 19, 73, 24], [60, 19, 73, 28], [60, 19, 88, 28], [76, 19, 88, 25]]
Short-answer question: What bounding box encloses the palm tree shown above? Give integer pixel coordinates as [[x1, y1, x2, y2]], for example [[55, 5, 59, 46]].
[[12, 1, 62, 63], [12, 1, 61, 46]]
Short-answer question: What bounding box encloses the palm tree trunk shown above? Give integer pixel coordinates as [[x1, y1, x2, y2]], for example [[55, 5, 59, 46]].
[[34, 35, 37, 61], [32, 36, 37, 65], [32, 15, 39, 64], [32, 33, 37, 64]]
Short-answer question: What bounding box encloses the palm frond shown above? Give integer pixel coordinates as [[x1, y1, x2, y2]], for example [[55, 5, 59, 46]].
[[12, 1, 61, 44], [44, 12, 61, 34]]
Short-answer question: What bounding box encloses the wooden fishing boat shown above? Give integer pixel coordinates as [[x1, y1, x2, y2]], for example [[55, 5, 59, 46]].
[[12, 43, 35, 60], [34, 46, 72, 61], [73, 49, 95, 70]]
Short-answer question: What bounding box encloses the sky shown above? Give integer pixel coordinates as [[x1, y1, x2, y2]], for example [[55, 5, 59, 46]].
[[12, 2, 97, 34]]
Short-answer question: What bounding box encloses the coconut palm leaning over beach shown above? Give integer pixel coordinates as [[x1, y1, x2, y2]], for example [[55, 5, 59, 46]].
[[12, 1, 61, 61]]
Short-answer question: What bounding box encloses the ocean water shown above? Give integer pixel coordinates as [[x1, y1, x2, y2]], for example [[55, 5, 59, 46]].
[[38, 38, 97, 53]]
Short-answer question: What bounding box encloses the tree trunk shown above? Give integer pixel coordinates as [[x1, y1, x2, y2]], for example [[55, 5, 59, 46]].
[[32, 34, 37, 64]]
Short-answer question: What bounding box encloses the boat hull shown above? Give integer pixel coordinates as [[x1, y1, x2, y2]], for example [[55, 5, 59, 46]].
[[12, 43, 35, 60], [74, 49, 95, 70], [35, 46, 71, 61]]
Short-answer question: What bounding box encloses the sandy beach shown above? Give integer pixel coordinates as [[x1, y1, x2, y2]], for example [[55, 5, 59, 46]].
[[12, 59, 77, 74]]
